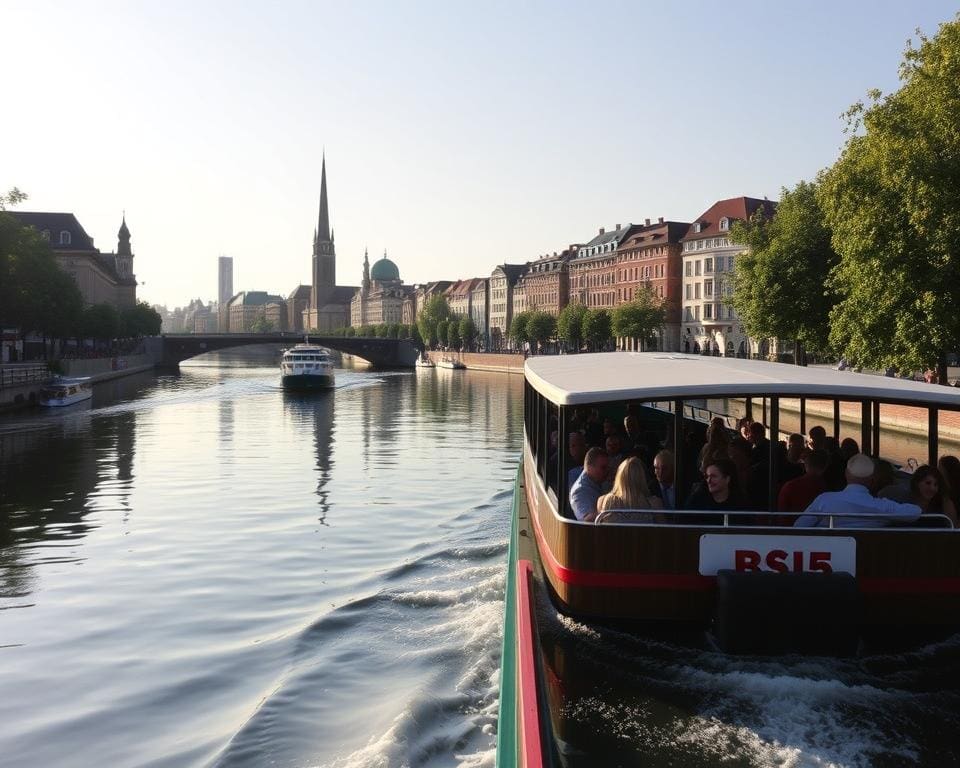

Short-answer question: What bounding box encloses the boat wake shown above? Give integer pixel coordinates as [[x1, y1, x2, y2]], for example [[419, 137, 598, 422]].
[[210, 492, 512, 768], [540, 604, 960, 767]]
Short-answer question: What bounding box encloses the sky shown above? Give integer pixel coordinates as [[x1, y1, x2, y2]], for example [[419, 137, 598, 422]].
[[3, 1, 958, 308]]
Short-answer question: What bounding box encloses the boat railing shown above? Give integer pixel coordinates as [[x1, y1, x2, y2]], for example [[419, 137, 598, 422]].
[[587, 508, 956, 530]]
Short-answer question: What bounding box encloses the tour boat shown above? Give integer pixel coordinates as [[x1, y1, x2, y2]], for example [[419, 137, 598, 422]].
[[437, 357, 465, 370], [39, 376, 93, 407], [497, 352, 960, 767], [415, 353, 435, 368], [280, 343, 334, 390]]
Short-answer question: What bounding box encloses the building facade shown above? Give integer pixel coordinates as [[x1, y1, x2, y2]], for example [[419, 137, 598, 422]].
[[11, 211, 138, 309], [680, 197, 776, 357], [569, 224, 640, 309], [351, 249, 408, 327], [218, 256, 234, 332], [614, 218, 689, 351], [286, 285, 311, 332], [517, 248, 573, 317], [228, 291, 284, 333], [469, 277, 489, 349], [489, 264, 526, 351]]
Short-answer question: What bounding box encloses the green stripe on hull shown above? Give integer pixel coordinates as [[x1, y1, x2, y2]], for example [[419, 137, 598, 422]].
[[281, 374, 334, 390], [496, 465, 521, 767]]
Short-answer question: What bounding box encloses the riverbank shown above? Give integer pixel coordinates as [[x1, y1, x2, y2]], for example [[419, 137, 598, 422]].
[[425, 350, 525, 373]]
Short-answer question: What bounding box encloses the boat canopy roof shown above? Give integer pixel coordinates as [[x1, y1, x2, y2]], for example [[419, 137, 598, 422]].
[[524, 353, 960, 409]]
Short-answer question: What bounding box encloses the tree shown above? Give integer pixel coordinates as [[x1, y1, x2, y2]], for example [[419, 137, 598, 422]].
[[526, 310, 556, 353], [374, 323, 389, 338], [251, 313, 274, 333], [436, 319, 449, 346], [582, 308, 612, 351], [82, 303, 120, 341], [447, 319, 461, 349], [612, 286, 667, 351], [121, 302, 162, 338], [458, 316, 477, 351], [410, 324, 423, 346], [557, 302, 587, 351], [818, 17, 960, 381], [417, 294, 451, 349], [0, 187, 27, 211], [509, 310, 532, 349]]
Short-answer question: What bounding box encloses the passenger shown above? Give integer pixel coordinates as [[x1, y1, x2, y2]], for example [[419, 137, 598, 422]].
[[874, 459, 909, 501], [623, 414, 642, 452], [605, 434, 626, 476], [794, 454, 922, 528], [748, 422, 771, 466], [566, 430, 587, 490], [727, 438, 754, 501], [776, 449, 828, 524], [910, 465, 959, 526], [937, 455, 960, 512], [807, 425, 828, 452], [685, 458, 746, 523], [596, 457, 664, 524], [584, 408, 603, 447], [569, 448, 609, 522], [784, 433, 806, 472], [737, 416, 753, 442], [698, 417, 730, 475], [652, 449, 677, 510], [839, 438, 860, 464]]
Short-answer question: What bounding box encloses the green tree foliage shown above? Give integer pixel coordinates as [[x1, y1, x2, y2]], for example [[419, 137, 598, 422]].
[[0, 187, 27, 211], [436, 319, 449, 346], [818, 17, 960, 378], [410, 324, 422, 345], [611, 286, 667, 351], [250, 313, 274, 333], [509, 310, 532, 348], [526, 310, 556, 352], [557, 302, 587, 351], [447, 319, 461, 348], [417, 294, 451, 349], [387, 322, 401, 339], [120, 302, 162, 337], [729, 181, 836, 361], [582, 308, 613, 351], [82, 303, 120, 341], [345, 326, 356, 337], [458, 316, 477, 350]]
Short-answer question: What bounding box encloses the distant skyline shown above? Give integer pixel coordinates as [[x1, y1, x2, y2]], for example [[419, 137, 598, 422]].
[[3, 1, 958, 307]]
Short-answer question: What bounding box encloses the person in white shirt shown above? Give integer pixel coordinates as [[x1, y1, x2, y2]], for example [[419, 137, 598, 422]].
[[794, 453, 922, 528]]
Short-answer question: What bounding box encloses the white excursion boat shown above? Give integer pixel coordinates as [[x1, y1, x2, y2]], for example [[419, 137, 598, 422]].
[[39, 376, 93, 407], [280, 343, 335, 390], [437, 357, 465, 370], [415, 353, 435, 369]]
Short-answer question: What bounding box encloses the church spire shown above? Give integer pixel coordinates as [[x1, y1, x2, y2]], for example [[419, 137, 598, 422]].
[[317, 153, 330, 242]]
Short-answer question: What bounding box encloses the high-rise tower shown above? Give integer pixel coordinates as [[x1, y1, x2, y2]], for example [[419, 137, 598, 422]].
[[311, 154, 337, 310], [115, 214, 134, 280]]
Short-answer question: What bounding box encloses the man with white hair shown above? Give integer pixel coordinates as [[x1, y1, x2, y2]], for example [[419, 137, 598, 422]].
[[794, 453, 922, 528]]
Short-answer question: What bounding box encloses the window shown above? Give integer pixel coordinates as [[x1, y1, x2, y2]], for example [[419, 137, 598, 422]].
[[695, 305, 701, 320], [685, 261, 692, 276], [694, 283, 701, 299], [685, 284, 692, 299], [705, 258, 713, 273], [719, 217, 729, 231], [693, 222, 702, 233], [59, 230, 71, 245], [696, 240, 704, 250], [41, 229, 50, 240], [704, 303, 712, 319], [695, 260, 701, 276], [728, 255, 735, 271], [705, 280, 713, 297]]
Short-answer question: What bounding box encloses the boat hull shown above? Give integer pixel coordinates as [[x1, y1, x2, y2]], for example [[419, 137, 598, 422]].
[[281, 373, 334, 390], [40, 391, 92, 407]]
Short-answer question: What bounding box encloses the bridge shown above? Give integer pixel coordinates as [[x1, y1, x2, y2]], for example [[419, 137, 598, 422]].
[[158, 333, 419, 368]]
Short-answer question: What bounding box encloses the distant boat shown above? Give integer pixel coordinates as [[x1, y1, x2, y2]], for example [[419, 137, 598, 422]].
[[437, 357, 465, 370], [415, 353, 435, 369], [280, 343, 334, 390], [39, 376, 92, 407]]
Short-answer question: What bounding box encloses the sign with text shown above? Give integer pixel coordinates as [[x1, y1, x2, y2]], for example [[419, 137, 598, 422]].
[[698, 534, 856, 576]]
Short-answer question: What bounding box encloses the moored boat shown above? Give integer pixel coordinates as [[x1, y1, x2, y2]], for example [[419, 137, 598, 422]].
[[437, 357, 465, 370], [39, 376, 93, 407], [415, 353, 435, 368], [497, 352, 960, 766], [280, 343, 334, 390]]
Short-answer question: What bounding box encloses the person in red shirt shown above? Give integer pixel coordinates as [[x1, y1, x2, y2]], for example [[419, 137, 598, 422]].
[[776, 449, 829, 525]]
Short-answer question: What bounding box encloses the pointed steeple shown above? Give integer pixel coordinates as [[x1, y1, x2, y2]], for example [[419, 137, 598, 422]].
[[362, 247, 370, 292], [317, 153, 330, 242], [117, 212, 131, 257]]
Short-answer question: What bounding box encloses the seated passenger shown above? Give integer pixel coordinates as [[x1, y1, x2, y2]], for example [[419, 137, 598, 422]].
[[794, 453, 922, 528], [910, 465, 959, 526], [685, 458, 745, 523], [776, 449, 828, 524], [596, 457, 663, 524], [566, 430, 587, 490], [569, 447, 609, 522], [652, 449, 677, 510]]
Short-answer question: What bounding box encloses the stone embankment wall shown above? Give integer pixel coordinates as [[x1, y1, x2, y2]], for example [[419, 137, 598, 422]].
[[62, 354, 155, 381], [425, 351, 525, 373]]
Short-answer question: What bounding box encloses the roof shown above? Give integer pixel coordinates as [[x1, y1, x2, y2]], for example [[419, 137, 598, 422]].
[[229, 291, 284, 307], [619, 221, 691, 249], [581, 224, 637, 250], [682, 197, 777, 242], [524, 353, 960, 408], [288, 285, 312, 301], [492, 263, 527, 283], [10, 211, 96, 251], [370, 255, 400, 282]]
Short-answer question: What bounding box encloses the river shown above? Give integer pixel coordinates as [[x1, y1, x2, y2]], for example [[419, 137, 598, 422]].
[[2, 360, 959, 768]]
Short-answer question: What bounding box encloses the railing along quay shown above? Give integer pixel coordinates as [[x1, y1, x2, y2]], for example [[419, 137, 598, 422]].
[[0, 364, 50, 390]]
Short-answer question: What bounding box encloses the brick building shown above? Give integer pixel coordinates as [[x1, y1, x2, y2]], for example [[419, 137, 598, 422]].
[[569, 224, 641, 309]]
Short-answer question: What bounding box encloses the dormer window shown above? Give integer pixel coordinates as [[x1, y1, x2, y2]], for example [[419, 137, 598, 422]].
[[59, 230, 71, 245], [41, 229, 50, 241], [719, 217, 729, 231], [693, 222, 702, 234]]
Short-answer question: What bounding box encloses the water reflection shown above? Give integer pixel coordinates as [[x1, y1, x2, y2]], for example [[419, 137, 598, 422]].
[[282, 390, 335, 524]]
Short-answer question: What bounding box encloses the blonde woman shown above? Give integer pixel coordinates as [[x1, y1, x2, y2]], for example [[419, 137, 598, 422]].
[[595, 457, 664, 524]]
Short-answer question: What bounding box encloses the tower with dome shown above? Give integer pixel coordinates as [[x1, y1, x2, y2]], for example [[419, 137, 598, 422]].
[[350, 248, 412, 327]]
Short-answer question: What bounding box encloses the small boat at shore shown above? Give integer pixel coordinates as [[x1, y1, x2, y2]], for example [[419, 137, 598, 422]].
[[415, 353, 435, 369], [497, 352, 960, 766], [437, 357, 465, 370], [39, 376, 92, 407], [280, 343, 334, 390]]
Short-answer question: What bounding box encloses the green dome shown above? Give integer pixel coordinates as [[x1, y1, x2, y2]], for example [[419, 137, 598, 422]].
[[371, 255, 400, 282]]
